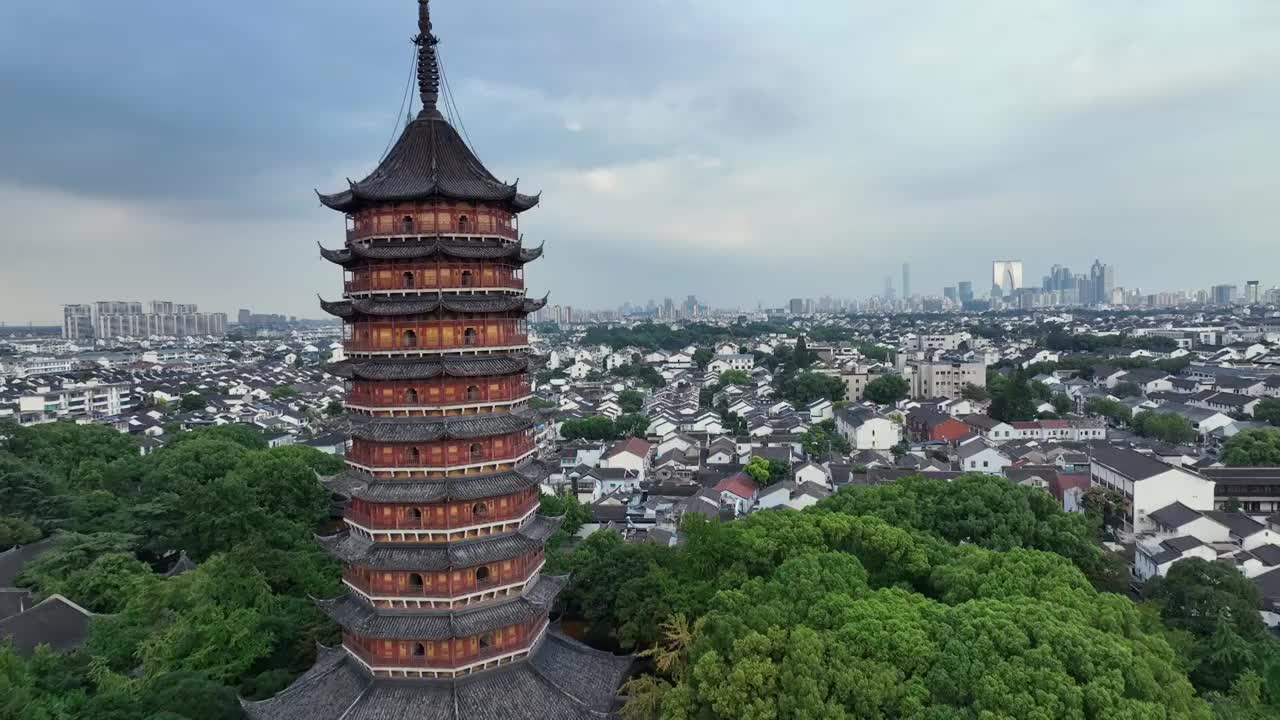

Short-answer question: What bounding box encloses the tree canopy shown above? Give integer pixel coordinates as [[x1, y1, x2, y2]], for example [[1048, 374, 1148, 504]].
[[1132, 411, 1197, 445], [559, 474, 1246, 720], [1222, 429, 1280, 466], [863, 375, 909, 404]]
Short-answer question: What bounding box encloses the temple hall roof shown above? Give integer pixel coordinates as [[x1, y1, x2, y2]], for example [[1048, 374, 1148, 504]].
[[0, 594, 94, 657], [241, 628, 632, 720], [317, 514, 563, 571], [350, 409, 534, 443]]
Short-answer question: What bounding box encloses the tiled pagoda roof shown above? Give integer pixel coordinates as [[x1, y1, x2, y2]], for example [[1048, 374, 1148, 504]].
[[320, 294, 548, 319], [327, 354, 530, 381], [319, 238, 544, 266], [321, 461, 548, 503], [241, 629, 632, 719], [349, 410, 534, 443], [317, 514, 562, 571]]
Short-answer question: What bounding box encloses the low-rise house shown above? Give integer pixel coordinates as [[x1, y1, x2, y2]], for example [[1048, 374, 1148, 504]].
[[958, 439, 1012, 474], [1089, 445, 1216, 535]]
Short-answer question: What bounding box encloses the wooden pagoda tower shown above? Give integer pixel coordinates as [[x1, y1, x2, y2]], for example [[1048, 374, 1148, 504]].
[[244, 2, 630, 717]]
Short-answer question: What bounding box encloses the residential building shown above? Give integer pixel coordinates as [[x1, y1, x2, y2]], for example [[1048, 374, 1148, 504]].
[[1089, 445, 1215, 535]]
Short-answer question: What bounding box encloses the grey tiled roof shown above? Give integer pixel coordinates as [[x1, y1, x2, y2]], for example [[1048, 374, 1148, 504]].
[[319, 238, 543, 266], [0, 595, 93, 657], [1147, 501, 1203, 529], [317, 515, 563, 571], [328, 355, 529, 381], [1089, 444, 1184, 481], [242, 629, 631, 720], [318, 574, 565, 640], [350, 411, 534, 442], [324, 461, 549, 503], [321, 295, 547, 319], [0, 536, 59, 587]]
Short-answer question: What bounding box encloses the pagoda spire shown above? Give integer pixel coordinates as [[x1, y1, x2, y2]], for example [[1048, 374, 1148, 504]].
[[414, 0, 441, 117]]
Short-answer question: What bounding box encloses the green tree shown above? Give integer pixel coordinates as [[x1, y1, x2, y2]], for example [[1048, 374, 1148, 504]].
[[325, 399, 345, 416], [618, 389, 645, 414], [269, 385, 297, 400], [863, 375, 909, 404], [781, 372, 846, 406], [1223, 429, 1280, 466], [743, 457, 771, 485], [960, 383, 990, 402], [716, 369, 751, 387], [1113, 381, 1144, 398], [1050, 393, 1071, 415], [560, 416, 621, 442], [0, 516, 41, 549], [692, 348, 713, 370], [989, 371, 1038, 422], [801, 424, 851, 458], [179, 394, 208, 412], [1252, 399, 1280, 427], [1132, 411, 1196, 444], [1087, 396, 1131, 423]]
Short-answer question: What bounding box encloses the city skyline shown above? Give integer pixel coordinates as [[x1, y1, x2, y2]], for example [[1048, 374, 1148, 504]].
[[3, 1, 1280, 323]]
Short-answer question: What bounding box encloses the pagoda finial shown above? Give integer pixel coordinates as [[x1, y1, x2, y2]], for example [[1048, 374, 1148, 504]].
[[414, 0, 441, 117]]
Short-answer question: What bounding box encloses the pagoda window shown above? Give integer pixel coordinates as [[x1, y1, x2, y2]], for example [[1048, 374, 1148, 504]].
[[479, 632, 492, 649], [472, 501, 489, 518], [469, 443, 485, 462], [463, 327, 479, 346], [411, 642, 426, 657], [403, 329, 419, 347], [405, 388, 419, 404], [408, 447, 421, 464], [475, 566, 492, 584], [402, 271, 415, 288], [458, 215, 470, 233], [407, 573, 424, 591], [465, 384, 481, 401], [460, 270, 474, 287], [407, 507, 422, 523], [402, 215, 415, 233]]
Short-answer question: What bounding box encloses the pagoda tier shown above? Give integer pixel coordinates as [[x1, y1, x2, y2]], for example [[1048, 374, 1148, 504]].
[[242, 630, 632, 720], [254, 0, 628, 716], [320, 237, 545, 267]]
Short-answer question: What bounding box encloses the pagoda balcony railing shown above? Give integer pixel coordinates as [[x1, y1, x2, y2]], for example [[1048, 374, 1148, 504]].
[[345, 379, 531, 410], [345, 437, 535, 470], [343, 496, 538, 532], [342, 619, 547, 677], [344, 322, 528, 355], [347, 222, 518, 243], [345, 446, 538, 479], [342, 558, 544, 609], [345, 268, 524, 295], [343, 502, 538, 543]]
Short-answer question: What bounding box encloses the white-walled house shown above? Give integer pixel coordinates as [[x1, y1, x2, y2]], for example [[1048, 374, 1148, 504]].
[[1089, 445, 1215, 535], [834, 407, 901, 451], [958, 440, 1011, 474]]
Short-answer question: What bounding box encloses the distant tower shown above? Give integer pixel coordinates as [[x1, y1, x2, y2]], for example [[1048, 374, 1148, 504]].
[[992, 260, 1023, 297], [247, 2, 631, 717], [902, 263, 911, 300], [1246, 280, 1261, 304]]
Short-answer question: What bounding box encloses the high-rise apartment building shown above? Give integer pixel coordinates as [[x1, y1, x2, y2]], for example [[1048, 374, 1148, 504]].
[[62, 304, 94, 341], [1211, 285, 1238, 306], [89, 299, 226, 338], [1245, 280, 1260, 304], [957, 281, 974, 303]]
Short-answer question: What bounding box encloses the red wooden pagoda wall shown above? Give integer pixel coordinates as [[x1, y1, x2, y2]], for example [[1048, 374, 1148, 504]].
[[346, 376, 530, 409], [344, 318, 527, 353], [344, 616, 542, 669], [347, 432, 534, 470], [345, 487, 539, 531], [346, 261, 524, 293], [343, 547, 544, 598], [352, 201, 516, 241]]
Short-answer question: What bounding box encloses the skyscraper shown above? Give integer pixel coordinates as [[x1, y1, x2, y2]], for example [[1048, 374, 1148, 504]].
[[991, 260, 1023, 297], [250, 3, 630, 717], [1089, 260, 1114, 306], [1246, 280, 1261, 304], [902, 263, 911, 300], [62, 304, 93, 341], [1211, 285, 1238, 305], [958, 281, 974, 304]]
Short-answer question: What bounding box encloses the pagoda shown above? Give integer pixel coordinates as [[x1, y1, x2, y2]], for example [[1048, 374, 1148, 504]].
[[243, 2, 630, 717]]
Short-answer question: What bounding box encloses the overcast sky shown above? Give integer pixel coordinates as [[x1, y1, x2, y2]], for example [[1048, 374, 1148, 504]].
[[2, 0, 1278, 324]]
